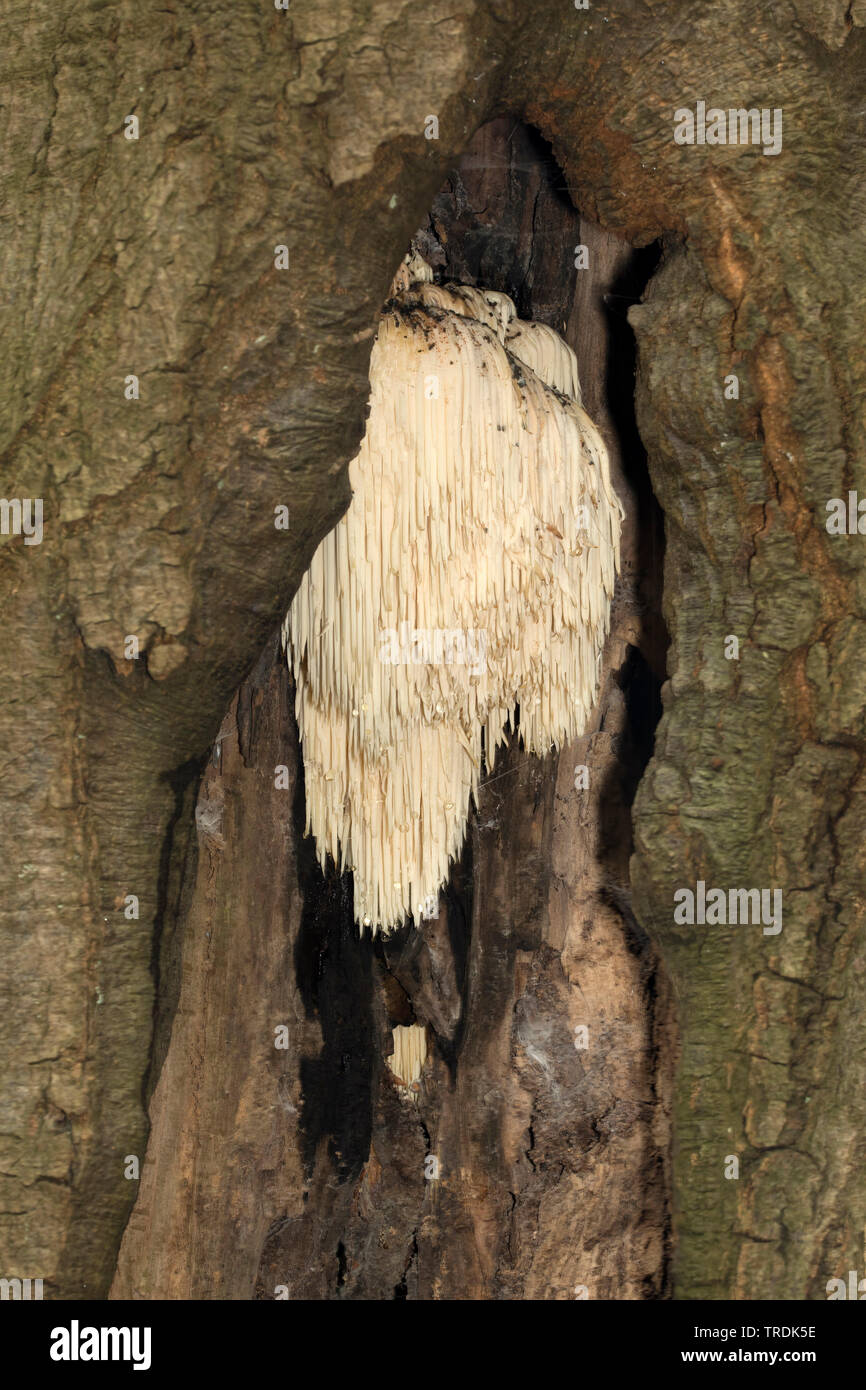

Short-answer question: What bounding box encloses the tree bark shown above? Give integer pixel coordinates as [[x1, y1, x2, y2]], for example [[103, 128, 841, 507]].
[[3, 0, 865, 1301]]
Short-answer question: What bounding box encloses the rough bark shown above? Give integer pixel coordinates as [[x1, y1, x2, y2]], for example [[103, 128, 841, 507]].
[[2, 0, 865, 1300]]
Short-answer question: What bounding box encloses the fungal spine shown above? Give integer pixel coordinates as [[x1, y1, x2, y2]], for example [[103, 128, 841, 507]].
[[387, 1024, 428, 1097], [284, 254, 623, 933]]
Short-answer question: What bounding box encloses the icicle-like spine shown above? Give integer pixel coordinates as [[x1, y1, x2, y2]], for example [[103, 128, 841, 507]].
[[387, 1024, 428, 1098], [285, 264, 624, 934]]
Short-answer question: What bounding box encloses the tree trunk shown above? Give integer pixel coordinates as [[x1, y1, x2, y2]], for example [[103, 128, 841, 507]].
[[3, 0, 865, 1301], [111, 120, 674, 1300]]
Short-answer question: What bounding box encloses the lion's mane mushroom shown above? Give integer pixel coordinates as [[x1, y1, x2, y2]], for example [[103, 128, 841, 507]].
[[284, 255, 624, 934]]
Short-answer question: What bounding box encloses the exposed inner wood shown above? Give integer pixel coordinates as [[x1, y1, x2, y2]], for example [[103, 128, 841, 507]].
[[111, 120, 674, 1301]]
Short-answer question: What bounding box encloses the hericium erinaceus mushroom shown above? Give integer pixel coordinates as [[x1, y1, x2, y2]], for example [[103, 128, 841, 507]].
[[284, 252, 623, 934]]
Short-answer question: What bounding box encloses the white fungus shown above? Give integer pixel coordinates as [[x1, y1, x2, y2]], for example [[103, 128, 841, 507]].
[[386, 1024, 428, 1096], [284, 255, 624, 934]]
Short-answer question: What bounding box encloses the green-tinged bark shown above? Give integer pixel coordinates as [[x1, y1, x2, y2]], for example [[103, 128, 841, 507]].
[[2, 0, 865, 1298]]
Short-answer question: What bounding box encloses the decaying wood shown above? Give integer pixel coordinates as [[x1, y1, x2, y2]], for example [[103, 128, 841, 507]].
[[113, 120, 673, 1301]]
